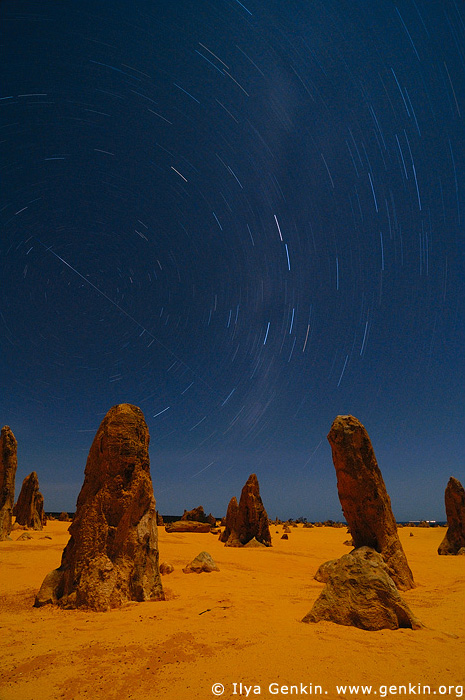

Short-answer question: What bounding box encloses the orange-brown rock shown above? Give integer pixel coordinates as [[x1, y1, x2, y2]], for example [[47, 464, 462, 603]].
[[222, 474, 272, 547], [327, 415, 414, 590], [0, 426, 18, 541], [159, 561, 174, 575], [13, 471, 45, 530], [182, 551, 219, 574], [244, 536, 267, 548], [303, 547, 422, 631], [181, 505, 216, 525], [165, 520, 211, 533], [37, 492, 46, 526], [219, 496, 239, 544], [314, 558, 339, 583], [34, 404, 164, 611], [156, 511, 164, 526], [438, 477, 465, 555]]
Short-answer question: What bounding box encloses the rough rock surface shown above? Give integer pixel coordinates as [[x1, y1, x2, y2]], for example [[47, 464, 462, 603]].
[[244, 537, 267, 548], [219, 496, 239, 544], [327, 415, 414, 590], [314, 558, 339, 583], [13, 471, 46, 530], [181, 505, 216, 525], [159, 562, 174, 575], [0, 426, 18, 541], [303, 547, 422, 631], [34, 404, 164, 611], [182, 551, 219, 573], [222, 474, 272, 547], [37, 492, 46, 526], [165, 520, 211, 533], [438, 477, 465, 555]]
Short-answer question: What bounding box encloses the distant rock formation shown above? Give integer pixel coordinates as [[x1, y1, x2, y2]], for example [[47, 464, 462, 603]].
[[165, 520, 211, 533], [13, 471, 46, 530], [303, 547, 422, 631], [0, 426, 18, 541], [182, 551, 219, 573], [156, 511, 164, 526], [221, 474, 272, 547], [34, 404, 164, 611], [327, 415, 414, 590], [219, 496, 239, 544], [438, 477, 465, 555], [58, 512, 69, 522], [181, 505, 216, 525], [36, 492, 46, 526]]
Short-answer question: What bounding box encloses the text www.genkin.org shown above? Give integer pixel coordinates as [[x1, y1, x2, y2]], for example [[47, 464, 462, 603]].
[[211, 682, 464, 697]]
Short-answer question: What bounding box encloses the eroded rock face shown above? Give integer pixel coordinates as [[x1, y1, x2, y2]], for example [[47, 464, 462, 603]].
[[165, 520, 211, 533], [34, 404, 164, 611], [219, 496, 239, 544], [181, 505, 216, 525], [222, 474, 272, 547], [159, 562, 174, 575], [36, 492, 46, 526], [244, 537, 266, 548], [438, 477, 465, 555], [303, 547, 422, 631], [0, 426, 18, 541], [13, 471, 45, 530], [314, 558, 339, 583], [182, 551, 219, 573], [327, 415, 414, 590]]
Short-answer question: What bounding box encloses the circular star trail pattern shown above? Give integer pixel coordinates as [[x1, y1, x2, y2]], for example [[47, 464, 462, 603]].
[[1, 0, 464, 519]]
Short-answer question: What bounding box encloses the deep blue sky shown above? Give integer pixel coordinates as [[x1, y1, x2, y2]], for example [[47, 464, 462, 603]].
[[1, 0, 464, 521]]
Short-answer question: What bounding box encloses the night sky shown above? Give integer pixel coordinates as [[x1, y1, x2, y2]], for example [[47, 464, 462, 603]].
[[2, 0, 464, 521]]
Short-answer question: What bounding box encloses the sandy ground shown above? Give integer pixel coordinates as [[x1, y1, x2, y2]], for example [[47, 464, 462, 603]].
[[1, 522, 464, 700]]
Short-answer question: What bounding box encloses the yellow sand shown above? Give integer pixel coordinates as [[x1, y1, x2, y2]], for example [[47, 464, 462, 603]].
[[1, 522, 464, 700]]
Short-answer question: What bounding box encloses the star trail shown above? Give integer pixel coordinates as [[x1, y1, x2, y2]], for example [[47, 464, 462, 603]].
[[1, 0, 464, 520]]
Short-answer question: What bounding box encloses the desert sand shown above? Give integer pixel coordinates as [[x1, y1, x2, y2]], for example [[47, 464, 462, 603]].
[[1, 522, 464, 700]]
